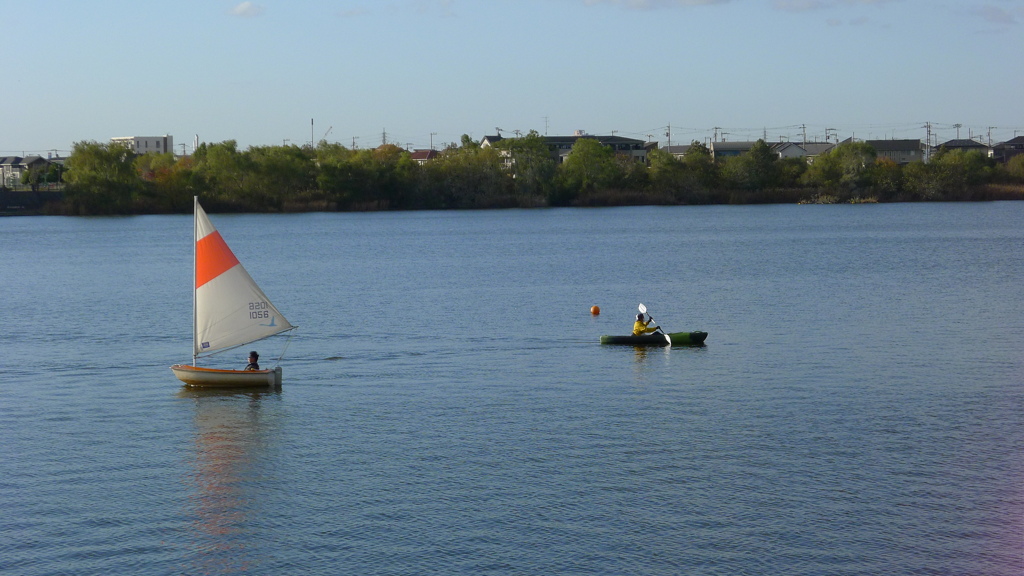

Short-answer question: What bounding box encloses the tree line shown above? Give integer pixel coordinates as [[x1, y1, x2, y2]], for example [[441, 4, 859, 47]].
[[54, 131, 1024, 215]]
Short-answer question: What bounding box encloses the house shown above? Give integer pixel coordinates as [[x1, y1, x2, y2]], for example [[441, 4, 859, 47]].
[[936, 139, 989, 154], [110, 135, 174, 155], [771, 142, 806, 160], [865, 139, 927, 164], [0, 156, 21, 187], [664, 144, 693, 159], [482, 132, 650, 164], [798, 142, 836, 163], [409, 149, 439, 165], [709, 141, 768, 160], [543, 133, 650, 164], [990, 136, 1024, 163], [0, 155, 51, 187]]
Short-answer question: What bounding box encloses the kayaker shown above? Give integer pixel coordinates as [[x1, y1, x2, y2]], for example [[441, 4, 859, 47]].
[[244, 351, 260, 371], [633, 313, 662, 336]]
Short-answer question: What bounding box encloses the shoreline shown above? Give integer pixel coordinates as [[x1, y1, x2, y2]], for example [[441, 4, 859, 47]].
[[3, 184, 1023, 216]]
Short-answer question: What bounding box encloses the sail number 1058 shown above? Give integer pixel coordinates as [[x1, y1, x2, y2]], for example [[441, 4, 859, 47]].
[[249, 301, 270, 319]]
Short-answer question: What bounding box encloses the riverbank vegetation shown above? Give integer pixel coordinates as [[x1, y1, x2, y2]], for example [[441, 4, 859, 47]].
[[44, 132, 1024, 215]]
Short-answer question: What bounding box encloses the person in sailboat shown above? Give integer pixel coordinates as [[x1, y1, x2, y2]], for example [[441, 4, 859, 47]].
[[244, 351, 260, 371], [633, 313, 662, 336]]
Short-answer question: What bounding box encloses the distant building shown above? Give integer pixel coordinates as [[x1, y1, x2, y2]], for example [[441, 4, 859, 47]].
[[110, 135, 174, 155], [936, 139, 990, 154], [767, 142, 837, 163], [991, 136, 1024, 163], [409, 149, 439, 165], [865, 139, 927, 164], [0, 155, 51, 187], [664, 144, 693, 159], [709, 141, 761, 160], [482, 132, 651, 164]]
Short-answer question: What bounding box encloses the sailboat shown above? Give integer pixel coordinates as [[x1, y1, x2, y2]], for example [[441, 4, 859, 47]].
[[171, 197, 295, 388]]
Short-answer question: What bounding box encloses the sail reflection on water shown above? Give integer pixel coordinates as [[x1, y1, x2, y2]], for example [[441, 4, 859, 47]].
[[178, 389, 282, 573]]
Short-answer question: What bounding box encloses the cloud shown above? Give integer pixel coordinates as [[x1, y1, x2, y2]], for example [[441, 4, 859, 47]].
[[583, 0, 731, 9], [335, 1, 454, 18], [773, 0, 828, 12], [972, 5, 1019, 25], [231, 2, 264, 17], [773, 0, 899, 11]]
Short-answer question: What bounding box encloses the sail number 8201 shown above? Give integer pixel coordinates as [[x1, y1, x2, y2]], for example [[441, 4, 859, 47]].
[[249, 301, 270, 319]]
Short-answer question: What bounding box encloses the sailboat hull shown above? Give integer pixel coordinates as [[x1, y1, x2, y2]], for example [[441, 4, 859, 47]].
[[171, 365, 282, 388]]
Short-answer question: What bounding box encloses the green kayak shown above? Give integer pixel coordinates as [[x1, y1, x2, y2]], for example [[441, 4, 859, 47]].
[[600, 331, 708, 347]]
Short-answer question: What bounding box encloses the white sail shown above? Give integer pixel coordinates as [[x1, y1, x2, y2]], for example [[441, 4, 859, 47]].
[[193, 199, 293, 357]]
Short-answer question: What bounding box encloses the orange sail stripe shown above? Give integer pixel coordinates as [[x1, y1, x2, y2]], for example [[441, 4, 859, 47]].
[[195, 231, 240, 288]]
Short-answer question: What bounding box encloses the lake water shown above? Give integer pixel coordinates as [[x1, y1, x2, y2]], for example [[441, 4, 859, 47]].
[[1, 203, 1021, 575]]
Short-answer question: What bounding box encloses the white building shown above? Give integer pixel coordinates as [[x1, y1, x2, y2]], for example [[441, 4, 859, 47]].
[[110, 135, 174, 155]]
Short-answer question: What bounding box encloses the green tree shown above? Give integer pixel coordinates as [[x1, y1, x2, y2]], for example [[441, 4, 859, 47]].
[[901, 161, 938, 200], [775, 157, 808, 188], [133, 152, 185, 211], [555, 137, 619, 204], [801, 141, 876, 194], [721, 139, 778, 190], [494, 130, 555, 205], [647, 147, 688, 195], [64, 140, 141, 214], [20, 166, 42, 191], [191, 140, 251, 207], [244, 144, 316, 209], [926, 148, 993, 199], [613, 153, 648, 191], [1003, 154, 1024, 181], [313, 142, 359, 208], [368, 144, 419, 209], [866, 157, 903, 200], [681, 141, 719, 190], [318, 144, 419, 210], [420, 138, 506, 208]]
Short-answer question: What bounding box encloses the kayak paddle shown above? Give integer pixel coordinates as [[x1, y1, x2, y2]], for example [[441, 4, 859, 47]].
[[638, 303, 665, 334]]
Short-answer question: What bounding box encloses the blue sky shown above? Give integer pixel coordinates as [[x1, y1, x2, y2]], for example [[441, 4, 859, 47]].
[[2, 0, 1022, 156]]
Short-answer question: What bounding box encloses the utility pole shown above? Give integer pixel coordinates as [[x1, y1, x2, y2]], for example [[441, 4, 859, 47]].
[[311, 118, 314, 148], [713, 126, 721, 142], [351, 136, 359, 149], [987, 127, 996, 146], [924, 122, 932, 163], [954, 123, 962, 139], [430, 132, 437, 150], [801, 124, 807, 145], [665, 123, 672, 150]]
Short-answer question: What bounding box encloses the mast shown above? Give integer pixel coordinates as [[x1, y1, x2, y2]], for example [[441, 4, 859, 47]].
[[192, 196, 198, 366]]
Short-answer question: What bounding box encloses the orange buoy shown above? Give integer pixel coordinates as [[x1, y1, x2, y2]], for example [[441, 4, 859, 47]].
[[590, 305, 600, 315]]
